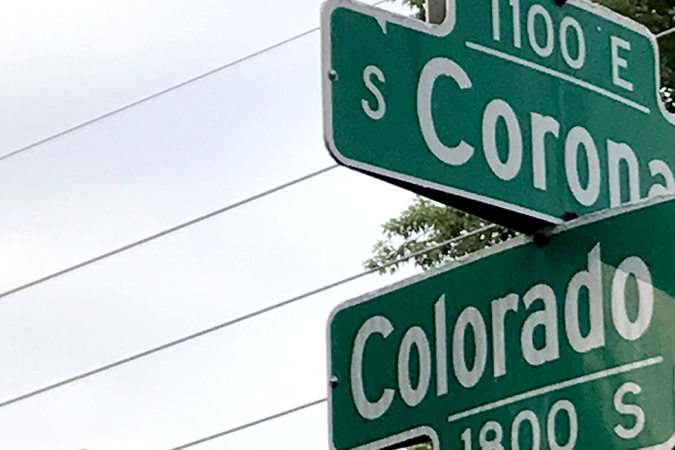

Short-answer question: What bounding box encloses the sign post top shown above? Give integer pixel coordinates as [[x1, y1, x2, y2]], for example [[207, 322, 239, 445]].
[[322, 0, 675, 233]]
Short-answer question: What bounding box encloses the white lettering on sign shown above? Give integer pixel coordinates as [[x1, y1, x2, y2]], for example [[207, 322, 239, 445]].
[[492, 0, 522, 48], [613, 382, 645, 439], [521, 283, 559, 366], [560, 17, 586, 69], [611, 256, 654, 340], [547, 399, 578, 450], [398, 326, 431, 406], [349, 243, 656, 420], [489, 0, 642, 97], [350, 315, 394, 419], [564, 243, 605, 353], [491, 293, 519, 377], [479, 420, 504, 450], [453, 306, 488, 388], [511, 409, 540, 450], [611, 36, 634, 92], [527, 4, 554, 58], [362, 65, 386, 120], [492, 0, 587, 71], [608, 140, 640, 207], [415, 56, 674, 208], [461, 427, 472, 449], [417, 57, 475, 165], [564, 126, 601, 206], [401, 0, 675, 210], [435, 295, 449, 395], [482, 99, 523, 181], [648, 160, 675, 197], [530, 112, 560, 191], [460, 399, 578, 450]]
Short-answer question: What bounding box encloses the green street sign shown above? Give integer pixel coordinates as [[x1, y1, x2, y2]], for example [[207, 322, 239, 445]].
[[328, 195, 675, 450], [321, 0, 675, 233]]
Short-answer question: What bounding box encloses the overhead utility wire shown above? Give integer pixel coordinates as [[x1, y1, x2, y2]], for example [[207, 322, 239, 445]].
[[0, 0, 387, 163], [0, 29, 318, 163], [0, 2, 657, 163], [166, 398, 327, 450], [0, 224, 498, 409], [656, 25, 675, 39], [0, 0, 386, 299], [0, 164, 338, 302]]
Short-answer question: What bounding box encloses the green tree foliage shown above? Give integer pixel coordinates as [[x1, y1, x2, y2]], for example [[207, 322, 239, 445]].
[[368, 0, 675, 273], [401, 0, 426, 20], [364, 196, 516, 273]]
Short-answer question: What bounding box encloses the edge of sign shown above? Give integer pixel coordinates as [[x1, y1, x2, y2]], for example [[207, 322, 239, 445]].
[[568, 0, 675, 127], [326, 192, 675, 450], [637, 369, 675, 449], [321, 0, 675, 223], [327, 191, 675, 321], [320, 0, 562, 225], [339, 426, 439, 450]]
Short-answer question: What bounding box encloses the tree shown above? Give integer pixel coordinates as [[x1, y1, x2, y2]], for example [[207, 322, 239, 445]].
[[368, 0, 675, 274], [401, 0, 426, 20], [364, 196, 516, 273]]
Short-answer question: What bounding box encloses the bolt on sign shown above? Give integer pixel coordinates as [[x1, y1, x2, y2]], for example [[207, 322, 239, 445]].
[[328, 194, 675, 450], [321, 0, 675, 233]]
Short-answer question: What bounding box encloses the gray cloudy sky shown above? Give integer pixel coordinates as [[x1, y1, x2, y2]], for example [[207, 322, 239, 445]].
[[0, 0, 421, 449]]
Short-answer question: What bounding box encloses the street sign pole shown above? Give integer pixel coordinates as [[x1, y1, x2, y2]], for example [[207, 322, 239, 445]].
[[322, 0, 675, 233], [328, 194, 675, 450]]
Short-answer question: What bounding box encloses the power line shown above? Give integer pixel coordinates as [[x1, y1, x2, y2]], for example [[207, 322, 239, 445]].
[[0, 28, 318, 162], [0, 0, 393, 300], [0, 164, 338, 302], [656, 25, 675, 39], [0, 0, 388, 163], [0, 224, 499, 409], [166, 398, 327, 450]]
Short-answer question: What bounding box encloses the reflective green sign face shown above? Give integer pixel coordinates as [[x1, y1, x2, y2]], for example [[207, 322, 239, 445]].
[[321, 0, 675, 232], [328, 196, 675, 450]]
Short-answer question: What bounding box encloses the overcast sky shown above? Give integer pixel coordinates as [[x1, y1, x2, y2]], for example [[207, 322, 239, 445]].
[[0, 1, 423, 449]]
